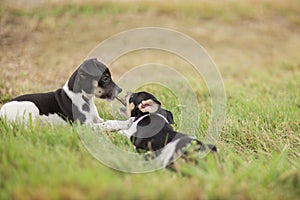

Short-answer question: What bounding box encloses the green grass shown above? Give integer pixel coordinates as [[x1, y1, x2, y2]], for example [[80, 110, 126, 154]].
[[1, 0, 300, 25], [1, 63, 299, 199], [1, 1, 300, 199]]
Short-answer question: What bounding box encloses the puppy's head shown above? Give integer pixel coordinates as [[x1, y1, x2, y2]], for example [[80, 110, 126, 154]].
[[120, 91, 174, 124], [68, 58, 122, 100]]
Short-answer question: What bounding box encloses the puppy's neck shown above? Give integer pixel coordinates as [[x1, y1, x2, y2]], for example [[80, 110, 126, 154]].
[[63, 81, 94, 104], [81, 90, 94, 101]]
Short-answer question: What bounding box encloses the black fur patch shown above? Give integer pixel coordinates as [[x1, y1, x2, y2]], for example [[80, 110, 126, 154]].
[[82, 103, 90, 112], [82, 95, 89, 103], [72, 105, 86, 124]]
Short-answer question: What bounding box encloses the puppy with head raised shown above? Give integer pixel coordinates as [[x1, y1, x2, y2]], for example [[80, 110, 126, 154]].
[[118, 91, 217, 167], [0, 58, 122, 125]]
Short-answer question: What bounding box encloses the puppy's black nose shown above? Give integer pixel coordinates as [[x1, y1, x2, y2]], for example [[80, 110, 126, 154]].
[[112, 85, 122, 99]]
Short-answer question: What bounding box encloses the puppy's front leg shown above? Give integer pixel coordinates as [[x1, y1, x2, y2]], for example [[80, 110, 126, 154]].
[[92, 117, 134, 132], [92, 106, 104, 123]]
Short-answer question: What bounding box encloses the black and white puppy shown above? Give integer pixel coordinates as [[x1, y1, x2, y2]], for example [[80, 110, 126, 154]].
[[118, 91, 217, 167], [0, 58, 122, 125]]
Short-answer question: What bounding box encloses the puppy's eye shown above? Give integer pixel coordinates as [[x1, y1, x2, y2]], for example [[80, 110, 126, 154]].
[[102, 76, 110, 82]]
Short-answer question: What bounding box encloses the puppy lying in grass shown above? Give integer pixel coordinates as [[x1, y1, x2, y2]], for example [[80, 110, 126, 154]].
[[0, 58, 121, 125], [116, 91, 217, 168], [0, 58, 133, 132]]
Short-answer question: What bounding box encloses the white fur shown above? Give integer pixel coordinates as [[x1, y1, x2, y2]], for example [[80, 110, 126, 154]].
[[93, 117, 135, 132], [0, 101, 39, 123], [157, 138, 181, 167], [118, 115, 149, 138], [62, 81, 103, 124], [0, 101, 67, 125]]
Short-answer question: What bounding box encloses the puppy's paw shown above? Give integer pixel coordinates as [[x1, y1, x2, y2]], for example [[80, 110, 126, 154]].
[[126, 117, 135, 128], [119, 117, 134, 130]]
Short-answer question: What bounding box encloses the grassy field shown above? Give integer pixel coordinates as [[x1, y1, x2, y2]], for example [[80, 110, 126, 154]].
[[0, 0, 300, 199]]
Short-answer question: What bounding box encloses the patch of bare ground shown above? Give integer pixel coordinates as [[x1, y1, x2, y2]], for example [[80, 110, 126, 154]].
[[0, 1, 299, 99]]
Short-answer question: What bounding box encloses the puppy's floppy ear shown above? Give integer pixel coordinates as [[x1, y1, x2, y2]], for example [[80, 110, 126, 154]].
[[78, 70, 88, 80], [79, 58, 106, 78], [68, 58, 105, 93], [138, 99, 160, 113], [165, 110, 175, 124]]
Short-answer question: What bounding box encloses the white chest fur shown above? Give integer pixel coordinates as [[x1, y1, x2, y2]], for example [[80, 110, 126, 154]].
[[63, 82, 103, 123]]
